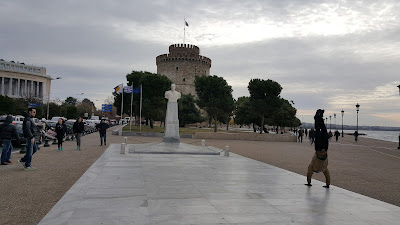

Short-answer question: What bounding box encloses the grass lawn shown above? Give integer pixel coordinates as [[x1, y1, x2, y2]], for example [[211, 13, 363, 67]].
[[122, 125, 240, 135]]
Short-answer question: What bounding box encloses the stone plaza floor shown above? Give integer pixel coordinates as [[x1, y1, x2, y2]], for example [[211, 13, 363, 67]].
[[38, 142, 400, 225]]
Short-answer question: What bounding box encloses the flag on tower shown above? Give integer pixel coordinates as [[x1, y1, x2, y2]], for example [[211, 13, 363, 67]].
[[185, 20, 189, 26]]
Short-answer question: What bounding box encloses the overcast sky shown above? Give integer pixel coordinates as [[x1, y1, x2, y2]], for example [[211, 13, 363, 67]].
[[1, 0, 399, 126]]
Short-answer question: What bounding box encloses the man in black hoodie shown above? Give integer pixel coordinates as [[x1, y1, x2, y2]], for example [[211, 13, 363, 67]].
[[19, 108, 38, 170], [96, 119, 109, 146], [0, 116, 20, 165]]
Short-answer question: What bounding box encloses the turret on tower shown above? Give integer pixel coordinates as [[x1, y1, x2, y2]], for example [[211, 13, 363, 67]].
[[156, 44, 211, 95]]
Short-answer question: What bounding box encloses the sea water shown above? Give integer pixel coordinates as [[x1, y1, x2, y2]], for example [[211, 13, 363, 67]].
[[342, 130, 400, 143]]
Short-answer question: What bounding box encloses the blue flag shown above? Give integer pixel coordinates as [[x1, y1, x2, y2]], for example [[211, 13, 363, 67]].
[[132, 86, 141, 94]]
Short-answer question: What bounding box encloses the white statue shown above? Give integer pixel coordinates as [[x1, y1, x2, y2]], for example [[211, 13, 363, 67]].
[[163, 84, 181, 142], [164, 84, 181, 103]]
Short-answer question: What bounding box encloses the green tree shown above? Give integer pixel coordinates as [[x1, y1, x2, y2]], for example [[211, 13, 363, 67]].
[[0, 95, 15, 114], [114, 71, 172, 128], [234, 96, 259, 129], [48, 102, 61, 119], [61, 105, 78, 119], [269, 98, 301, 131], [248, 79, 282, 134], [64, 97, 77, 105], [178, 94, 205, 127], [195, 75, 235, 132]]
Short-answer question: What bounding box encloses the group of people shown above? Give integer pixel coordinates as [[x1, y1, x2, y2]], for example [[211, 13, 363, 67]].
[[0, 107, 110, 170]]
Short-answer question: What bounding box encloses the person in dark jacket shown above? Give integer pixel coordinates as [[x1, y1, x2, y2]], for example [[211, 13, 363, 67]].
[[305, 109, 330, 188], [73, 117, 84, 150], [55, 118, 67, 151], [334, 130, 340, 142], [96, 119, 109, 146], [19, 108, 38, 170], [0, 116, 20, 165]]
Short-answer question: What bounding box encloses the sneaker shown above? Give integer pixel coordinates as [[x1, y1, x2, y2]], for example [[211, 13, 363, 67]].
[[76, 147, 79, 150], [78, 147, 81, 150], [24, 166, 36, 171], [61, 147, 63, 151], [5, 160, 11, 163], [104, 142, 106, 145], [1, 162, 8, 165], [57, 148, 60, 151], [18, 159, 25, 167]]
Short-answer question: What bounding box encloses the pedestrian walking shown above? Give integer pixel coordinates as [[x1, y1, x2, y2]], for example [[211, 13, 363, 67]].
[[309, 128, 315, 145], [73, 117, 84, 150], [305, 128, 308, 137], [334, 130, 340, 142], [298, 128, 304, 143], [305, 109, 330, 188], [354, 130, 359, 142], [19, 108, 38, 170], [96, 119, 109, 146], [55, 118, 67, 151], [0, 116, 20, 165]]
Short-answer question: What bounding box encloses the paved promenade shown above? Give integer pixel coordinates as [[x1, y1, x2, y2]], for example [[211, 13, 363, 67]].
[[38, 141, 400, 225]]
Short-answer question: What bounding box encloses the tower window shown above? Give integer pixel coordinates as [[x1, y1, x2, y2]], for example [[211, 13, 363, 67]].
[[183, 78, 186, 81], [176, 67, 179, 70]]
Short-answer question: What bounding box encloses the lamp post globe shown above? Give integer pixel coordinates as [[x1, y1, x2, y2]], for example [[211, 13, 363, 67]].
[[341, 110, 344, 137]]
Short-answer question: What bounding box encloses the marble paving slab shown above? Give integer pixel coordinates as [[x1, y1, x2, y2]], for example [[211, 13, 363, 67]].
[[38, 143, 400, 225]]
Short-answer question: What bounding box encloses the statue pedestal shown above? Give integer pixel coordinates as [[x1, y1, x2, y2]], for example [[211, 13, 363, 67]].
[[163, 102, 180, 143]]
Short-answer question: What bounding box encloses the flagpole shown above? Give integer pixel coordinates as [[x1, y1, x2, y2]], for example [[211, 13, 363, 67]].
[[130, 85, 133, 131], [121, 83, 124, 123], [139, 84, 142, 132], [183, 17, 186, 44]]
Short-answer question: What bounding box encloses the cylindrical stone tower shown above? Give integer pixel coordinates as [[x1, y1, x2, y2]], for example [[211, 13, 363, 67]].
[[156, 44, 212, 95]]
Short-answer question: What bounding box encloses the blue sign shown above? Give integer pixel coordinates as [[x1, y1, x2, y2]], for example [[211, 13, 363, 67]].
[[29, 103, 40, 108], [101, 104, 112, 112]]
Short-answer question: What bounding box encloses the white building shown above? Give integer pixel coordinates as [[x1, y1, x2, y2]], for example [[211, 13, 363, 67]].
[[0, 59, 51, 101]]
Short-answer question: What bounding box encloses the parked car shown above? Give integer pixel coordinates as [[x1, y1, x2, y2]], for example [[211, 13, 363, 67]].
[[65, 119, 76, 134], [84, 120, 96, 133], [10, 121, 42, 146], [109, 119, 117, 125]]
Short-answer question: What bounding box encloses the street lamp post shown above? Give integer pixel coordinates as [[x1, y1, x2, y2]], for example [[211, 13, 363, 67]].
[[397, 85, 400, 149], [341, 110, 344, 137], [46, 77, 61, 120], [329, 115, 332, 132], [334, 113, 336, 131], [356, 103, 360, 132]]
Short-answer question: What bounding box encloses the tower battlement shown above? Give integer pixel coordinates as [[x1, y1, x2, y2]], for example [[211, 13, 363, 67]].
[[156, 44, 212, 95]]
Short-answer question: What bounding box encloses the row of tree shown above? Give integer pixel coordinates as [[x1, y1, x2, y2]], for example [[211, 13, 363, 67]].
[[113, 71, 301, 132], [0, 95, 102, 120]]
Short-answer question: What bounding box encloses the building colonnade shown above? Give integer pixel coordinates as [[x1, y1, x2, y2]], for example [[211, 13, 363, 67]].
[[0, 77, 46, 99]]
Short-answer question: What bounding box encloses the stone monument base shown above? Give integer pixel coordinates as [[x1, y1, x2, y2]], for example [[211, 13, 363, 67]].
[[128, 142, 220, 155], [163, 136, 180, 143]]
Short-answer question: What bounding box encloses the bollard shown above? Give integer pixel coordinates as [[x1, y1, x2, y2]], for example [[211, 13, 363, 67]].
[[224, 146, 230, 157], [44, 138, 50, 147], [201, 139, 206, 147], [120, 143, 126, 154], [124, 137, 127, 143]]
